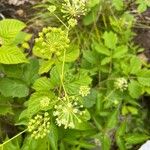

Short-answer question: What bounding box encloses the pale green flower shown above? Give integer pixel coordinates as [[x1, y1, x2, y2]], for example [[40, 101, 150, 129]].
[[114, 78, 128, 91], [48, 5, 56, 13], [53, 97, 85, 129], [61, 0, 87, 18], [79, 86, 90, 97], [68, 18, 77, 27], [28, 112, 50, 139], [40, 97, 50, 108]]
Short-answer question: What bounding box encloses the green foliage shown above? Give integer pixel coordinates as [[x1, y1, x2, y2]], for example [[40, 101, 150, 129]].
[[0, 19, 31, 64], [0, 0, 150, 150]]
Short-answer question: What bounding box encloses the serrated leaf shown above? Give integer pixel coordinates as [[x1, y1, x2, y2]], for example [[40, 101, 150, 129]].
[[83, 89, 97, 108], [113, 45, 128, 58], [94, 42, 110, 56], [32, 77, 52, 91], [128, 80, 143, 98], [101, 57, 111, 65], [137, 69, 150, 87], [0, 19, 26, 43], [27, 91, 56, 117], [22, 58, 39, 85], [103, 31, 118, 49], [39, 59, 54, 74], [0, 46, 28, 64], [0, 78, 29, 98], [130, 56, 142, 74], [60, 45, 79, 62], [125, 134, 150, 145]]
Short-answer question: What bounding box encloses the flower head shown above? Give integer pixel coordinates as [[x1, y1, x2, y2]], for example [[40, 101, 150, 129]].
[[53, 97, 85, 129], [33, 27, 70, 59], [48, 5, 56, 13], [28, 112, 50, 139], [61, 0, 87, 18], [40, 97, 50, 109], [68, 18, 77, 27], [79, 86, 90, 97], [114, 78, 128, 91]]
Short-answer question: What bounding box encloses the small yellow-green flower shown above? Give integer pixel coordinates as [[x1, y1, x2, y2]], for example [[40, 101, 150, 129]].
[[114, 78, 128, 91], [79, 86, 90, 97], [53, 97, 85, 129], [47, 5, 56, 13], [28, 112, 50, 139], [68, 18, 77, 27], [40, 97, 50, 109]]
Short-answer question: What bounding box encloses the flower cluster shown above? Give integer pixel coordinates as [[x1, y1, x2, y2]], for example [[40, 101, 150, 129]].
[[68, 18, 78, 27], [53, 97, 85, 129], [114, 78, 128, 91], [33, 27, 70, 59], [48, 5, 56, 13], [61, 0, 88, 18], [28, 112, 50, 139], [40, 96, 50, 109], [79, 86, 90, 97]]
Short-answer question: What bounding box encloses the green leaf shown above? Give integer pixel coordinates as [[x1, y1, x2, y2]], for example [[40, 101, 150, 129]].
[[113, 0, 124, 11], [83, 7, 98, 25], [106, 110, 118, 130], [127, 106, 138, 115], [87, 0, 100, 8], [130, 56, 142, 74], [48, 123, 58, 150], [128, 80, 143, 98], [101, 134, 111, 150], [27, 91, 56, 117], [101, 57, 111, 65], [94, 42, 110, 56], [39, 59, 54, 74], [13, 32, 31, 45], [0, 95, 13, 115], [83, 89, 97, 108], [0, 46, 28, 64], [113, 45, 128, 58], [22, 58, 39, 85], [60, 45, 79, 62], [32, 77, 52, 91], [116, 122, 126, 136], [0, 78, 29, 98], [0, 19, 26, 43], [2, 137, 21, 150], [65, 70, 92, 95], [125, 133, 150, 145], [137, 3, 147, 13], [137, 69, 150, 86], [116, 137, 126, 150], [103, 31, 118, 49], [21, 136, 48, 150]]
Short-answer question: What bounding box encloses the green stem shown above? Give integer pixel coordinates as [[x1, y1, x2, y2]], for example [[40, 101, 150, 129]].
[[53, 13, 69, 30], [0, 129, 27, 148]]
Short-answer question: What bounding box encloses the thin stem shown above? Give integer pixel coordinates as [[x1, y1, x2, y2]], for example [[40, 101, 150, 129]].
[[0, 129, 27, 148], [60, 50, 68, 99], [53, 13, 69, 30]]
